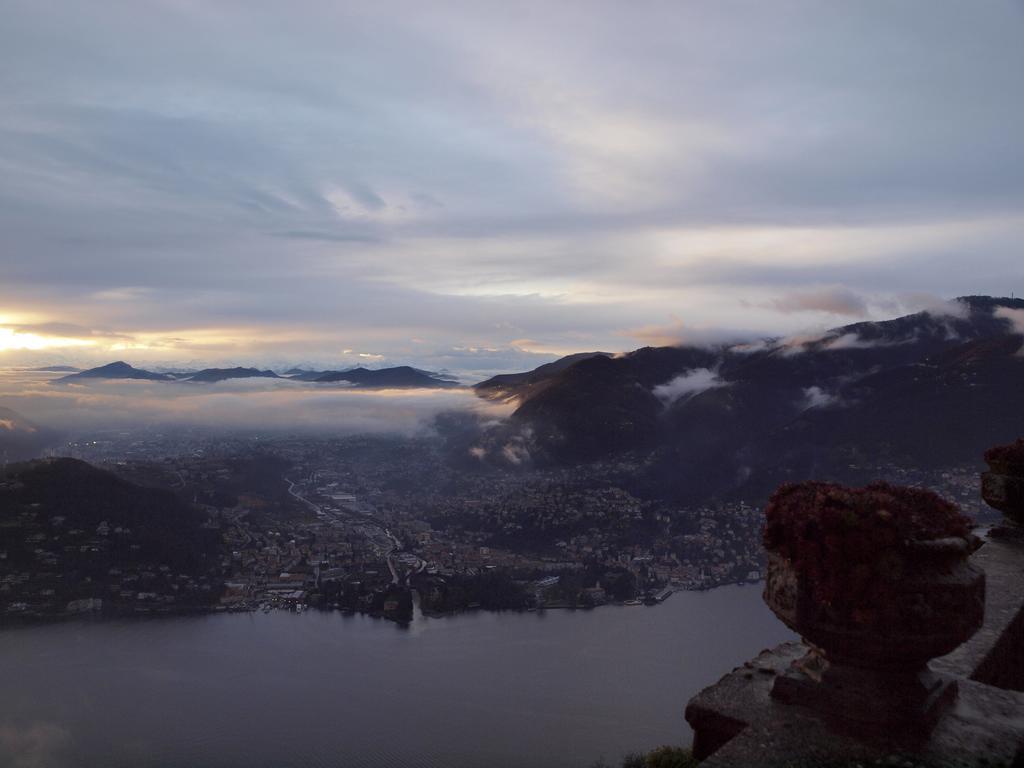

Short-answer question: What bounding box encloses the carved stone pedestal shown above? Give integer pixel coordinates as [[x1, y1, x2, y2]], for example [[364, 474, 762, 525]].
[[770, 650, 958, 733], [763, 536, 984, 734]]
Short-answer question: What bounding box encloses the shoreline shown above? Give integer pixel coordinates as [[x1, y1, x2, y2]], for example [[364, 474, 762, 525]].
[[1, 577, 765, 630]]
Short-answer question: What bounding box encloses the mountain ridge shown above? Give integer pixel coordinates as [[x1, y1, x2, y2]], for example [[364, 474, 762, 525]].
[[54, 361, 174, 383], [313, 365, 460, 388], [468, 296, 1024, 503], [185, 367, 280, 383]]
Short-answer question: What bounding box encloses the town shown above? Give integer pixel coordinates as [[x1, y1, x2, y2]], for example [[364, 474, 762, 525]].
[[2, 426, 995, 625]]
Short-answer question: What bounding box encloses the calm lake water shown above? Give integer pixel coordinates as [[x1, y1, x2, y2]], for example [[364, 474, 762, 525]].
[[0, 584, 793, 768]]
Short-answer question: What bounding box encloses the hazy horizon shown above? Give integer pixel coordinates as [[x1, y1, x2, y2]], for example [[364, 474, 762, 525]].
[[0, 292, 1013, 377]]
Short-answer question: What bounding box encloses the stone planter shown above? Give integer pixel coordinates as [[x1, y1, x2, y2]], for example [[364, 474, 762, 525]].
[[765, 542, 984, 669], [981, 442, 1024, 526], [762, 482, 985, 732]]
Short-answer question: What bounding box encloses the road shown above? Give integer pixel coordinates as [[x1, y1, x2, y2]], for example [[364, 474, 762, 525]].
[[286, 477, 416, 584], [286, 477, 321, 514]]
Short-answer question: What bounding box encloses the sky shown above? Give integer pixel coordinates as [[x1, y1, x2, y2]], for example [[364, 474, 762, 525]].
[[2, 0, 1023, 377]]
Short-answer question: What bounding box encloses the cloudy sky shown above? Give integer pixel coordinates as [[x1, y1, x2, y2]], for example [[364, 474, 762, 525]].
[[2, 0, 1023, 376]]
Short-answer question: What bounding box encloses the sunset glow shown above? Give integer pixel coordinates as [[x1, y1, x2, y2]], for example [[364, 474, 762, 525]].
[[0, 328, 96, 353]]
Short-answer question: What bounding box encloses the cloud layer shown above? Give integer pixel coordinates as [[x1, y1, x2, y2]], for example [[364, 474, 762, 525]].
[[2, 1, 1023, 371], [0, 371, 511, 436]]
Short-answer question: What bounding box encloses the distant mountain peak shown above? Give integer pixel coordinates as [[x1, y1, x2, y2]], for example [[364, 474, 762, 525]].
[[956, 295, 1024, 311], [185, 367, 280, 383], [54, 361, 173, 383], [314, 366, 459, 388], [97, 360, 131, 371]]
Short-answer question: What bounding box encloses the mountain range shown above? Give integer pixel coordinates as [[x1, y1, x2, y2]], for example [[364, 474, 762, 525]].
[[53, 361, 459, 388], [472, 296, 1024, 503], [184, 367, 280, 383], [307, 366, 459, 388]]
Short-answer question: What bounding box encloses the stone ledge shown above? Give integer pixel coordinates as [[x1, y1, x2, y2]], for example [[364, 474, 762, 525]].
[[686, 531, 1024, 766], [686, 644, 1024, 767]]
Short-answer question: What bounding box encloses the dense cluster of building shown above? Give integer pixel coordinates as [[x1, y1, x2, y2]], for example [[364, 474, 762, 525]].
[[3, 428, 992, 623]]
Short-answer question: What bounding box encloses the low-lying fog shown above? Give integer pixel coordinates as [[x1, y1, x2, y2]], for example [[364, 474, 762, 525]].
[[0, 369, 512, 437]]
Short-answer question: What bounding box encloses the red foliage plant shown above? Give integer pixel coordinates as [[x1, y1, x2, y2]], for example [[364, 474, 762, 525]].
[[984, 438, 1024, 472], [763, 482, 971, 610]]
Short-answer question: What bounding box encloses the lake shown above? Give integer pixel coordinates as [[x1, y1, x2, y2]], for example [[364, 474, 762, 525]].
[[0, 584, 794, 768]]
